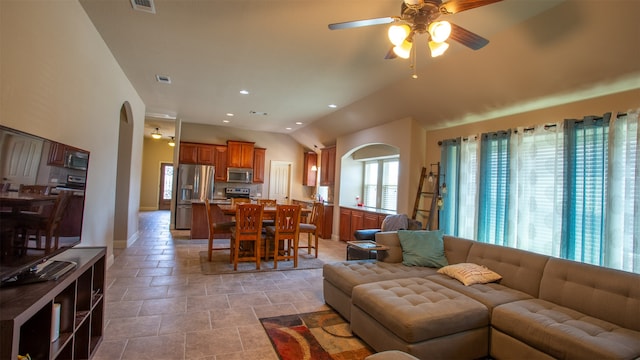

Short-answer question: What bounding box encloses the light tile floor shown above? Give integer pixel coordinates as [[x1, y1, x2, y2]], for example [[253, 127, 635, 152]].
[[93, 210, 349, 360]]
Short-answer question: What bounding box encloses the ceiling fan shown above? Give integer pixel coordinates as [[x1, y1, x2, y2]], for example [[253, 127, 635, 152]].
[[328, 0, 502, 61]]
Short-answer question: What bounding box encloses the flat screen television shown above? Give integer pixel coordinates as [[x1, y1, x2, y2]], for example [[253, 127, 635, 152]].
[[0, 125, 88, 284]]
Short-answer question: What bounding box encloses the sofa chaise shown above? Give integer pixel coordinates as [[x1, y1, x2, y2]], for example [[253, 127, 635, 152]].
[[323, 231, 640, 359]]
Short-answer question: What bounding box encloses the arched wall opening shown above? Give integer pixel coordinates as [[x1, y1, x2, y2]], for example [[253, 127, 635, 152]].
[[113, 102, 134, 247]]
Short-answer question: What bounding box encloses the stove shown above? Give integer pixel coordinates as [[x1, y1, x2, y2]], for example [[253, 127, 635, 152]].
[[225, 187, 250, 199], [57, 175, 86, 190]]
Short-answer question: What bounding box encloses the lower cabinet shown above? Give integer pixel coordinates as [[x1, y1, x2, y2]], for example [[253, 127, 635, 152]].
[[191, 202, 233, 239], [339, 207, 389, 241], [0, 247, 106, 360]]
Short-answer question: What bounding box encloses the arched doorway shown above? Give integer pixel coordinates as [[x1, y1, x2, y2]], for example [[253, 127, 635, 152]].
[[113, 102, 134, 247]]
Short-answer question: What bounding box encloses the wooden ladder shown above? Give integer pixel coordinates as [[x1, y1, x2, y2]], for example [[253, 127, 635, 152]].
[[412, 164, 440, 230]]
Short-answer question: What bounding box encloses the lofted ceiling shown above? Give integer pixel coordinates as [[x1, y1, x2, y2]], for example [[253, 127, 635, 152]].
[[79, 0, 640, 146]]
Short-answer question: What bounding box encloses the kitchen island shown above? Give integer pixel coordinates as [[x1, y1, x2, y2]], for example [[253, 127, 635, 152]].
[[190, 199, 231, 239]]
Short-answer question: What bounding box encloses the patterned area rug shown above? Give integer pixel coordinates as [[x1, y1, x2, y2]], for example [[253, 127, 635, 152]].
[[260, 310, 373, 360], [199, 248, 325, 274]]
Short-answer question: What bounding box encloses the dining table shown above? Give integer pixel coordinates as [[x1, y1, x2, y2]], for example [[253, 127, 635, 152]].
[[216, 204, 311, 220], [0, 192, 58, 215]]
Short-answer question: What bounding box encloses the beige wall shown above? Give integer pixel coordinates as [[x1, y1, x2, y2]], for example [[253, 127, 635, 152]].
[[425, 89, 640, 166], [180, 122, 307, 201], [334, 117, 427, 239], [140, 138, 175, 210], [1, 1, 145, 266]]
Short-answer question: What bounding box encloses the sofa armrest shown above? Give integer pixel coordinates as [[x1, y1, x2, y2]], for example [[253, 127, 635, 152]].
[[353, 229, 381, 241]]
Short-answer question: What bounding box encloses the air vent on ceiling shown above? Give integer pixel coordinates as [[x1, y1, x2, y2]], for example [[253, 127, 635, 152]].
[[130, 0, 156, 14], [155, 74, 172, 84], [249, 111, 268, 116]]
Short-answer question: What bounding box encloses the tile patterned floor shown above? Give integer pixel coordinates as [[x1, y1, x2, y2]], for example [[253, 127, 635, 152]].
[[94, 210, 348, 360]]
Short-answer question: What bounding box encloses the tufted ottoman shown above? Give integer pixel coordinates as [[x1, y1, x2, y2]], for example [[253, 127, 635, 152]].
[[323, 261, 438, 320], [350, 277, 490, 360]]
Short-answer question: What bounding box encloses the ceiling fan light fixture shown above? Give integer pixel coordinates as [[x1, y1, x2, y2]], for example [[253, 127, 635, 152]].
[[388, 24, 411, 46], [393, 40, 413, 59], [429, 21, 451, 43], [429, 41, 449, 57], [151, 127, 162, 139], [403, 0, 424, 5]]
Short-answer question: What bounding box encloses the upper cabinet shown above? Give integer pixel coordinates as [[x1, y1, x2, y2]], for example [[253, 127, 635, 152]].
[[227, 140, 255, 168], [320, 146, 336, 186], [213, 145, 228, 181], [303, 151, 318, 186], [179, 142, 215, 165], [253, 147, 266, 183]]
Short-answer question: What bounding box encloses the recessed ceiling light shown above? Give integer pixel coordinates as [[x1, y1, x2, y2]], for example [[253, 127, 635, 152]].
[[239, 90, 249, 95], [223, 120, 230, 123], [285, 127, 292, 130], [295, 122, 303, 125], [328, 104, 337, 108], [226, 113, 234, 117]]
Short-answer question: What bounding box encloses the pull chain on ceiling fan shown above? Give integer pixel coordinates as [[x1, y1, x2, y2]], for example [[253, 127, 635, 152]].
[[328, 0, 503, 77]]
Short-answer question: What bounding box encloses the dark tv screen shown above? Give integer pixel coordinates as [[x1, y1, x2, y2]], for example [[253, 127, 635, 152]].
[[0, 125, 88, 282]]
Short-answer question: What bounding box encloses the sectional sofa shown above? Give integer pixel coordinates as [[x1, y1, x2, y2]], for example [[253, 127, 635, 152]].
[[323, 231, 640, 359]]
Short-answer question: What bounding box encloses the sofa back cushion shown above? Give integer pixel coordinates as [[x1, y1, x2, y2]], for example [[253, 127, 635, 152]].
[[375, 231, 403, 263], [539, 257, 640, 331], [442, 236, 474, 265], [465, 242, 549, 297]]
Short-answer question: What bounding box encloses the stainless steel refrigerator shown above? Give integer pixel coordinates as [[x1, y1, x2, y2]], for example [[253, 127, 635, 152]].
[[175, 164, 215, 229]]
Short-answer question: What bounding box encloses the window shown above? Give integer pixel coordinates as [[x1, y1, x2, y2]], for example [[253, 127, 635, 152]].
[[363, 158, 398, 211], [439, 110, 640, 274], [477, 131, 510, 246]]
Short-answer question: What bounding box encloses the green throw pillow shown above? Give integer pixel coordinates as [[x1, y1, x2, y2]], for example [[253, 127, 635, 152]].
[[397, 230, 449, 268]]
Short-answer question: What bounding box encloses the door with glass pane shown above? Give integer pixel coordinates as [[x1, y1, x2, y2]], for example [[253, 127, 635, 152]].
[[159, 162, 173, 210]]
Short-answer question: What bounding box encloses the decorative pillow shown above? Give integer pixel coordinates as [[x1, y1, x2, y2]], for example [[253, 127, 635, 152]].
[[437, 263, 502, 286], [397, 230, 448, 268]]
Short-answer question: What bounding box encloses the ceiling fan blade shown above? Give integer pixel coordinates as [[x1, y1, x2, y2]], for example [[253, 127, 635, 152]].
[[328, 17, 396, 30], [440, 0, 503, 14], [384, 47, 398, 60], [449, 22, 489, 50]]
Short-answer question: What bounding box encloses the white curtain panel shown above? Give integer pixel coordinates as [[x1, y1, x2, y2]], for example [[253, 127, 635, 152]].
[[457, 137, 479, 239], [508, 123, 564, 256], [605, 109, 639, 272]]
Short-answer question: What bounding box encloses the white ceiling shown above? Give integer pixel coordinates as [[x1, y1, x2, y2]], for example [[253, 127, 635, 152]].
[[79, 0, 640, 146]]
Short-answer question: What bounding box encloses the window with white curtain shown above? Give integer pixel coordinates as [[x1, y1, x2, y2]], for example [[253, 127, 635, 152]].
[[439, 110, 640, 274], [508, 124, 564, 256], [363, 158, 398, 211]]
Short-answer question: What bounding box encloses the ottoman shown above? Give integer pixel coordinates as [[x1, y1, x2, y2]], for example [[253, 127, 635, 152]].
[[350, 277, 490, 360]]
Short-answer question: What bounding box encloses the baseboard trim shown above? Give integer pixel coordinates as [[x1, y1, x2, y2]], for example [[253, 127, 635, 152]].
[[114, 231, 140, 249]]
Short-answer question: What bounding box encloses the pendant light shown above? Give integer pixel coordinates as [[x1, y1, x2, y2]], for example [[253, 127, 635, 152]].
[[151, 127, 162, 139], [168, 136, 175, 147]]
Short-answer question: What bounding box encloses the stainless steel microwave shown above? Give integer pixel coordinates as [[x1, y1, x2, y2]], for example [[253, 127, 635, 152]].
[[227, 167, 253, 183], [64, 150, 89, 170]]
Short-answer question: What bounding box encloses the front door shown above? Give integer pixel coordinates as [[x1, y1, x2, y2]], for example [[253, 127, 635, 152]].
[[159, 162, 173, 210], [269, 161, 291, 203]]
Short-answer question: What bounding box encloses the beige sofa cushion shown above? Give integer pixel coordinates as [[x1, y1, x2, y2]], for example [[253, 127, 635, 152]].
[[375, 231, 404, 263], [493, 299, 640, 359], [323, 261, 438, 296], [539, 257, 640, 332]]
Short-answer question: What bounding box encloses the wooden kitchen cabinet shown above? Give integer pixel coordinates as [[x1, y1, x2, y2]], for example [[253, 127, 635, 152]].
[[214, 145, 228, 181], [303, 151, 318, 186], [339, 207, 388, 241], [227, 140, 255, 168], [253, 147, 266, 183], [320, 146, 336, 186], [179, 142, 215, 165], [47, 142, 67, 166], [320, 205, 333, 239]]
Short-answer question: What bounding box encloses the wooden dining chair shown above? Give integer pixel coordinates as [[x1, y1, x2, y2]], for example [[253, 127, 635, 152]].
[[18, 184, 51, 215], [17, 190, 72, 254], [204, 199, 233, 262], [265, 204, 301, 269], [230, 203, 264, 271], [298, 202, 323, 258]]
